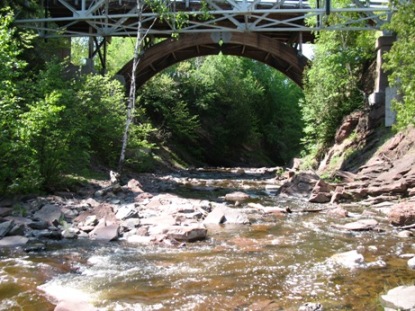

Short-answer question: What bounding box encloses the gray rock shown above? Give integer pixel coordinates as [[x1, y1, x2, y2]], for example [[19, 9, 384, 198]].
[[0, 220, 14, 237], [89, 222, 119, 241], [166, 224, 207, 242], [204, 205, 250, 225], [380, 286, 415, 311], [62, 228, 78, 239], [8, 223, 26, 236], [33, 204, 63, 225], [115, 204, 138, 220], [0, 235, 29, 246], [28, 220, 49, 230]]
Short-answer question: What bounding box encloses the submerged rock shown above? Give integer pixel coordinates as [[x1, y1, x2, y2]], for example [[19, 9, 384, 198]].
[[298, 302, 324, 311]]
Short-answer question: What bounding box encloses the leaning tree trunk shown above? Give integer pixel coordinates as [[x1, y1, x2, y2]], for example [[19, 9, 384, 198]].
[[117, 0, 145, 174]]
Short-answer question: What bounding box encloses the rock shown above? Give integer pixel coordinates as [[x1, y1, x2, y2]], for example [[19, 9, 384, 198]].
[[8, 223, 26, 236], [126, 235, 154, 244], [115, 204, 138, 220], [0, 235, 29, 246], [398, 230, 413, 238], [326, 207, 348, 218], [329, 250, 364, 269], [298, 302, 324, 311], [334, 219, 378, 231], [84, 215, 98, 227], [408, 257, 415, 270], [0, 220, 14, 237], [388, 201, 415, 226], [203, 206, 250, 225], [89, 221, 119, 241], [127, 179, 144, 193], [28, 220, 50, 230], [280, 171, 320, 198], [224, 191, 251, 202], [32, 229, 62, 240], [380, 286, 415, 311], [62, 228, 78, 239], [166, 224, 207, 242], [309, 192, 331, 203], [33, 204, 63, 225], [0, 207, 13, 217], [203, 206, 226, 224]]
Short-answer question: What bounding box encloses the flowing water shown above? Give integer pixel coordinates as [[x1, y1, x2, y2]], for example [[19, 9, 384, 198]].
[[0, 168, 414, 311]]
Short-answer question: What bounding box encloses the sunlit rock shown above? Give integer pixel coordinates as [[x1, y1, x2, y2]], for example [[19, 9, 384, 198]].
[[380, 285, 415, 311], [224, 191, 251, 202], [329, 250, 365, 269], [166, 224, 207, 242], [388, 201, 415, 226], [408, 257, 415, 270]]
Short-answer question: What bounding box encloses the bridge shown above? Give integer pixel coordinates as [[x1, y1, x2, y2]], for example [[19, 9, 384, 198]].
[[15, 0, 393, 87]]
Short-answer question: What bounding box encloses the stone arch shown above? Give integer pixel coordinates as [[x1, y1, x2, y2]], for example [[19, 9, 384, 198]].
[[118, 32, 309, 89]]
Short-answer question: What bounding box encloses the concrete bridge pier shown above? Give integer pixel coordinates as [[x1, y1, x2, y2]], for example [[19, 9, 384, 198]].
[[369, 34, 397, 127]]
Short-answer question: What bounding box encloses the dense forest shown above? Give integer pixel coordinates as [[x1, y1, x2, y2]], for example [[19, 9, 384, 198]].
[[1, 0, 415, 195]]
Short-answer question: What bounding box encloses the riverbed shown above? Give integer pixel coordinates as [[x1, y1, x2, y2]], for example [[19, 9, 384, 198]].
[[0, 168, 414, 310]]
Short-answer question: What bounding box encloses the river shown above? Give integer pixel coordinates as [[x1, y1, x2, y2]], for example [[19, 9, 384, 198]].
[[0, 168, 414, 310]]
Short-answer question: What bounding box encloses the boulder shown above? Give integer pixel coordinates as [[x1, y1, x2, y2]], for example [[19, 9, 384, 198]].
[[408, 257, 415, 270], [280, 171, 320, 198], [0, 220, 14, 237], [388, 201, 415, 226], [380, 286, 415, 311], [115, 204, 138, 220], [309, 192, 331, 203], [89, 221, 119, 241], [166, 224, 207, 242], [33, 204, 63, 225], [0, 207, 13, 217], [203, 206, 250, 225]]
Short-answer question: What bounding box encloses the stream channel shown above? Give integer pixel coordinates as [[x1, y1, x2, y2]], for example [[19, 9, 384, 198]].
[[0, 168, 415, 310]]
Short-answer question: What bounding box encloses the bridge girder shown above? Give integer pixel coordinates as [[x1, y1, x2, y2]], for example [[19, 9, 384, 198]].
[[118, 32, 308, 88]]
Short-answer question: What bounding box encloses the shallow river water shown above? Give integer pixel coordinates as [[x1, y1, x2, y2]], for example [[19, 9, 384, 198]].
[[0, 168, 414, 310]]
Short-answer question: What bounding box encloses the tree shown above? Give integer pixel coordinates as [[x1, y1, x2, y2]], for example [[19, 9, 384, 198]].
[[383, 1, 415, 130], [300, 0, 375, 164]]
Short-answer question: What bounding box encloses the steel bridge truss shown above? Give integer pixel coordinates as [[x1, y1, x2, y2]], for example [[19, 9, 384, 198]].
[[15, 0, 394, 38]]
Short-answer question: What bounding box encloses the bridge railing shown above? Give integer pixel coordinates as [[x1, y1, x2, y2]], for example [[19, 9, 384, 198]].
[[14, 0, 394, 38]]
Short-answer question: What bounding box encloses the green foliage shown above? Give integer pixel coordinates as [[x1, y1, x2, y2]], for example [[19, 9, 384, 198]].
[[140, 55, 304, 166], [300, 0, 375, 164], [0, 13, 156, 194], [383, 1, 415, 130]]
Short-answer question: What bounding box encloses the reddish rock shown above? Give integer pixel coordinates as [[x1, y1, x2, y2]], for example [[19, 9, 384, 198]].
[[335, 112, 361, 144], [309, 192, 331, 203], [388, 201, 415, 226], [127, 179, 144, 193], [367, 181, 407, 195], [166, 224, 207, 242], [327, 207, 349, 218]]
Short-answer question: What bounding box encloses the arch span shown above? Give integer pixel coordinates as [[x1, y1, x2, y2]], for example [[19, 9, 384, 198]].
[[118, 32, 309, 88]]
